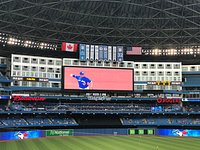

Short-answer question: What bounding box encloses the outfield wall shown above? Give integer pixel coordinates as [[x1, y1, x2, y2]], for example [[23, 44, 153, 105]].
[[74, 128, 128, 136], [0, 130, 45, 141], [156, 129, 200, 137], [1, 128, 200, 141]]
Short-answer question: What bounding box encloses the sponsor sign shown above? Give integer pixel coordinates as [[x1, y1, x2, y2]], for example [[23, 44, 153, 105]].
[[157, 129, 200, 137], [157, 98, 181, 104], [12, 96, 45, 101], [46, 129, 73, 136]]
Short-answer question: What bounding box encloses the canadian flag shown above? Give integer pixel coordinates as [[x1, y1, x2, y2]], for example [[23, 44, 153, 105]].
[[61, 42, 78, 52]]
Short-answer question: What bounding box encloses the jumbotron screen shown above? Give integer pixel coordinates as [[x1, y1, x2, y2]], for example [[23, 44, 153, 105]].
[[63, 67, 133, 91]]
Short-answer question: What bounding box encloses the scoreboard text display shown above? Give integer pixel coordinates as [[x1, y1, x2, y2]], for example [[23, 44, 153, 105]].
[[147, 81, 181, 86], [13, 77, 48, 82], [147, 81, 171, 86], [156, 81, 171, 86], [63, 66, 133, 91], [129, 129, 155, 135]]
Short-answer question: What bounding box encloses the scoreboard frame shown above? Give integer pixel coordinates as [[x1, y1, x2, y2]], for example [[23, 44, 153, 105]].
[[62, 66, 134, 93]]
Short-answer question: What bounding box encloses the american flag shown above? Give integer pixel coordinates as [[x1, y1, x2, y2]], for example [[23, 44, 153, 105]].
[[126, 47, 142, 55]]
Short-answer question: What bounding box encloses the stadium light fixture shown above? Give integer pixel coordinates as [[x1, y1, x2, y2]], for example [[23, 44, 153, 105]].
[[0, 32, 58, 50]]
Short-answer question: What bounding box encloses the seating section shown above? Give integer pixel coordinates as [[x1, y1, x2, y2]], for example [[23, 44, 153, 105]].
[[184, 105, 200, 112], [2, 102, 188, 113], [0, 116, 78, 128], [0, 102, 200, 128], [121, 117, 200, 126]]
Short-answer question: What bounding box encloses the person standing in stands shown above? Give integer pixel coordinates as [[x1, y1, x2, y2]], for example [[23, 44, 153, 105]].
[[70, 71, 93, 89]]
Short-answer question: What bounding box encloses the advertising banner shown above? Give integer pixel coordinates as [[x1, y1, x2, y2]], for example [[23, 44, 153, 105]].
[[46, 129, 74, 137], [156, 98, 181, 104], [0, 130, 44, 141], [157, 129, 200, 137], [12, 96, 45, 101]]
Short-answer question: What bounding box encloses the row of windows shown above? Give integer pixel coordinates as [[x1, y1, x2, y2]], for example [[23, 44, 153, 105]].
[[64, 59, 180, 69], [63, 59, 134, 68], [134, 76, 181, 81], [13, 57, 181, 70], [12, 71, 180, 81], [13, 81, 61, 88], [13, 65, 61, 73], [134, 63, 181, 69], [12, 66, 180, 75], [135, 71, 180, 76], [134, 85, 181, 90], [13, 57, 62, 66], [12, 71, 61, 79], [182, 66, 200, 72]]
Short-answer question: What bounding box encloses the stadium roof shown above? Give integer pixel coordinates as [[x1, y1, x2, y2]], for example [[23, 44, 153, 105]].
[[1, 0, 200, 48]]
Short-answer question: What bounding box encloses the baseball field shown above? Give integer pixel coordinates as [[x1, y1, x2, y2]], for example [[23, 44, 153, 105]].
[[0, 135, 200, 150]]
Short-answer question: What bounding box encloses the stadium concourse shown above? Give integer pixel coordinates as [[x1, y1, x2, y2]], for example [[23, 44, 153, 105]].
[[1, 0, 200, 150]]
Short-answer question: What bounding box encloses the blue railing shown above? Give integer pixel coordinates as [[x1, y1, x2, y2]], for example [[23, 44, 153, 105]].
[[0, 75, 12, 83], [9, 86, 61, 91], [0, 64, 7, 68]]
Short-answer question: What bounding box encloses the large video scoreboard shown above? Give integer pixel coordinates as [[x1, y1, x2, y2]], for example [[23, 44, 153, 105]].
[[63, 66, 134, 92]]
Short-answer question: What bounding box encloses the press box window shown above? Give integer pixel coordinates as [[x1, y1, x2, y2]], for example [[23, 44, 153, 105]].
[[52, 83, 59, 88], [13, 57, 20, 62]]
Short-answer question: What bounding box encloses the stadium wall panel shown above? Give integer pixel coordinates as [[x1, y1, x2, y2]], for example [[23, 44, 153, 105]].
[[0, 130, 45, 141], [74, 128, 128, 136], [156, 129, 200, 137], [1, 128, 200, 141]]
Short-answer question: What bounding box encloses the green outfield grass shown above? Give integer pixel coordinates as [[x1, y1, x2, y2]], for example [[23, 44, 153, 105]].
[[0, 136, 200, 150]]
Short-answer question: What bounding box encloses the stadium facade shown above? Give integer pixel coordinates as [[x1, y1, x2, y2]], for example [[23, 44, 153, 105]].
[[0, 42, 200, 134], [1, 0, 200, 145]]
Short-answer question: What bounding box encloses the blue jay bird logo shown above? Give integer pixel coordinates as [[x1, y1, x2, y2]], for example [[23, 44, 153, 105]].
[[172, 129, 187, 136], [15, 131, 28, 139]]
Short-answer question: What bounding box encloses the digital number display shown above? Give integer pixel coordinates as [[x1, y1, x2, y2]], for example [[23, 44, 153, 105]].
[[129, 129, 155, 135]]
